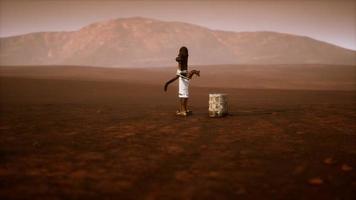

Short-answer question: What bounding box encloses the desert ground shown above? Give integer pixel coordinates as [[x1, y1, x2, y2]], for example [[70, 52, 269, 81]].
[[0, 65, 355, 199]]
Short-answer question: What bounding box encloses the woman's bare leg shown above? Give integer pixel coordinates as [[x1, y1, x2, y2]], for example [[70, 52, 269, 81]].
[[183, 98, 188, 112], [179, 98, 184, 112], [178, 98, 188, 113]]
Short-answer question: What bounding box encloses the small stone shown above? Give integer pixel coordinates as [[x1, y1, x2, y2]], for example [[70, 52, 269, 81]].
[[166, 145, 184, 154], [206, 171, 220, 178], [296, 131, 304, 135], [352, 181, 356, 187], [32, 141, 39, 147], [323, 157, 334, 165], [293, 165, 306, 174], [341, 164, 353, 172], [175, 171, 191, 181], [308, 177, 323, 185], [236, 187, 246, 195]]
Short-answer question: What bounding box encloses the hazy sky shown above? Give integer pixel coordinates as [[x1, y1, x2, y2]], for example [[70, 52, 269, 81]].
[[0, 0, 355, 50]]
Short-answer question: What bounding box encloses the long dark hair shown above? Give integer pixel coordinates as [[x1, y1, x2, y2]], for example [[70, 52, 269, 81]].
[[176, 46, 188, 69]]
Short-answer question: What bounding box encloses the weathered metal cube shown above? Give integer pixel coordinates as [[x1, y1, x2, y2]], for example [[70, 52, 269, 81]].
[[209, 94, 228, 117]]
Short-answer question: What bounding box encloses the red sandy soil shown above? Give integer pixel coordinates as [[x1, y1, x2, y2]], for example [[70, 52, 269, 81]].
[[0, 66, 355, 199], [1, 65, 355, 90]]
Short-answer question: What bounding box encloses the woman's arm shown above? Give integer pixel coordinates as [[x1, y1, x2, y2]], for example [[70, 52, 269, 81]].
[[164, 75, 179, 92], [188, 70, 200, 79]]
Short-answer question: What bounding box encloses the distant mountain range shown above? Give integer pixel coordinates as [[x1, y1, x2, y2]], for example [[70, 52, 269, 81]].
[[0, 17, 355, 67]]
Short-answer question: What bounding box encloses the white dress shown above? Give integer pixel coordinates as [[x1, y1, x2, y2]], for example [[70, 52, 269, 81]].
[[177, 69, 189, 98]]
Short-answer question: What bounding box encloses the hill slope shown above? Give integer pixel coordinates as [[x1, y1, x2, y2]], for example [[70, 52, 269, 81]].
[[0, 17, 355, 67]]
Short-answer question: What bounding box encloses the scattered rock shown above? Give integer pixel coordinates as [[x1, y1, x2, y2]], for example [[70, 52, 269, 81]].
[[323, 157, 335, 165], [296, 131, 305, 135], [0, 125, 10, 130], [71, 170, 87, 178], [206, 171, 220, 178], [352, 181, 356, 187], [308, 177, 323, 185], [236, 187, 246, 195], [341, 164, 353, 172], [32, 140, 40, 147], [239, 150, 249, 155], [166, 145, 184, 154], [293, 164, 306, 174], [175, 171, 191, 182]]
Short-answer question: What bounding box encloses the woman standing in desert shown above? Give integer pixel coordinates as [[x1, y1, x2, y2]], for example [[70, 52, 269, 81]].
[[164, 46, 200, 116]]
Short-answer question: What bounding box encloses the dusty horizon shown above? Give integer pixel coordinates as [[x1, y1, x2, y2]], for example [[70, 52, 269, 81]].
[[0, 0, 355, 50]]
